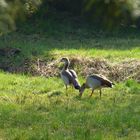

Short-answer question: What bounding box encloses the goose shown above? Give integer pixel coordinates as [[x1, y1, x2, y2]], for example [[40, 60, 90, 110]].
[[79, 74, 114, 98], [60, 57, 81, 90]]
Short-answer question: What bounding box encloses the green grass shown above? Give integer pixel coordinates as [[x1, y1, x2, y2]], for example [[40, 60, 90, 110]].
[[1, 32, 140, 61], [0, 14, 140, 139], [0, 16, 140, 67], [0, 72, 140, 139]]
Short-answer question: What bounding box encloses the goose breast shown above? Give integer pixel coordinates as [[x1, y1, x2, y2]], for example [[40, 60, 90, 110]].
[[61, 70, 73, 85]]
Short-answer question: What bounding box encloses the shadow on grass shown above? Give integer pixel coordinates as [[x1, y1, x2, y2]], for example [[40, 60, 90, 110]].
[[0, 13, 140, 74]]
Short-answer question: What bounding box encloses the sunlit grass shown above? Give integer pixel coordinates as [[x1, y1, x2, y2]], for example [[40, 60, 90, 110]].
[[50, 47, 140, 61], [0, 72, 140, 139], [0, 35, 139, 68], [0, 20, 140, 66]]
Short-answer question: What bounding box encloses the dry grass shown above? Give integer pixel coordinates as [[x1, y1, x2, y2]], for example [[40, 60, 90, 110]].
[[13, 57, 140, 83]]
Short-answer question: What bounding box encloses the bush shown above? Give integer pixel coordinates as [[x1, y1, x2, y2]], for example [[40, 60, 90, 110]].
[[45, 0, 140, 29], [1, 0, 140, 33], [0, 0, 42, 34], [84, 0, 133, 28]]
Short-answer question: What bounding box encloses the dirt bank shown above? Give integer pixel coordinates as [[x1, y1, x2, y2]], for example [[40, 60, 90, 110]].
[[0, 57, 140, 83]]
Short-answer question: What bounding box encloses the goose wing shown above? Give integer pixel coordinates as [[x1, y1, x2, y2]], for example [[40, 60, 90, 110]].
[[69, 69, 81, 89], [90, 74, 113, 87], [69, 69, 77, 78], [61, 70, 80, 90], [61, 70, 73, 84]]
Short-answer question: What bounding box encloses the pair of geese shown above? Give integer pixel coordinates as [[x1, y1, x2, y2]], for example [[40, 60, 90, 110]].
[[60, 57, 114, 98]]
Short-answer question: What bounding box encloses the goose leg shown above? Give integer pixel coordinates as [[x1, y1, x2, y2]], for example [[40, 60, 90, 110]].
[[65, 85, 68, 91], [89, 89, 94, 97], [99, 89, 102, 98], [79, 93, 82, 97], [65, 85, 68, 96]]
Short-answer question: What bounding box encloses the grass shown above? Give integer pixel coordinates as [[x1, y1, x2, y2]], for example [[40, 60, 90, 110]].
[[1, 31, 140, 61], [0, 13, 140, 139], [0, 15, 140, 67], [0, 72, 140, 139]]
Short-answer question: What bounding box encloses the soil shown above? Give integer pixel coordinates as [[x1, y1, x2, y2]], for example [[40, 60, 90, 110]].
[[0, 56, 140, 83]]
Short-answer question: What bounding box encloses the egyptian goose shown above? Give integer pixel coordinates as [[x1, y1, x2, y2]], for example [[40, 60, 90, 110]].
[[79, 74, 114, 98], [60, 57, 80, 90]]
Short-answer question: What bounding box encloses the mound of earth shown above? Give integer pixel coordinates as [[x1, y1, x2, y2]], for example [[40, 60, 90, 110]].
[[0, 57, 140, 83], [29, 57, 140, 83]]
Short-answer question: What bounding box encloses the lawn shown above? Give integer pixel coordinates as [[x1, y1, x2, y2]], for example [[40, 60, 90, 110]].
[[0, 16, 140, 64], [0, 72, 140, 139], [0, 14, 140, 140]]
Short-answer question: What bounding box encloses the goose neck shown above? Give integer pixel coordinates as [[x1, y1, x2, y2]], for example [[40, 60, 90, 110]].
[[63, 61, 69, 70]]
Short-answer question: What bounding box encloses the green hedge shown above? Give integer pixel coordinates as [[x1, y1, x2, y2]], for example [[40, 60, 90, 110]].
[[45, 0, 140, 28]]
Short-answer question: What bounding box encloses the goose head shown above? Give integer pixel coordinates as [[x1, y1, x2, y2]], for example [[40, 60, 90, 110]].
[[79, 83, 86, 97], [60, 57, 70, 70], [60, 57, 70, 63]]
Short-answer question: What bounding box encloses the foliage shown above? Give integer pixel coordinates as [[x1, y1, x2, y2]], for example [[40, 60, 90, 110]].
[[44, 0, 140, 29], [84, 0, 132, 28], [1, 0, 140, 33], [0, 0, 42, 34], [84, 0, 140, 28]]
